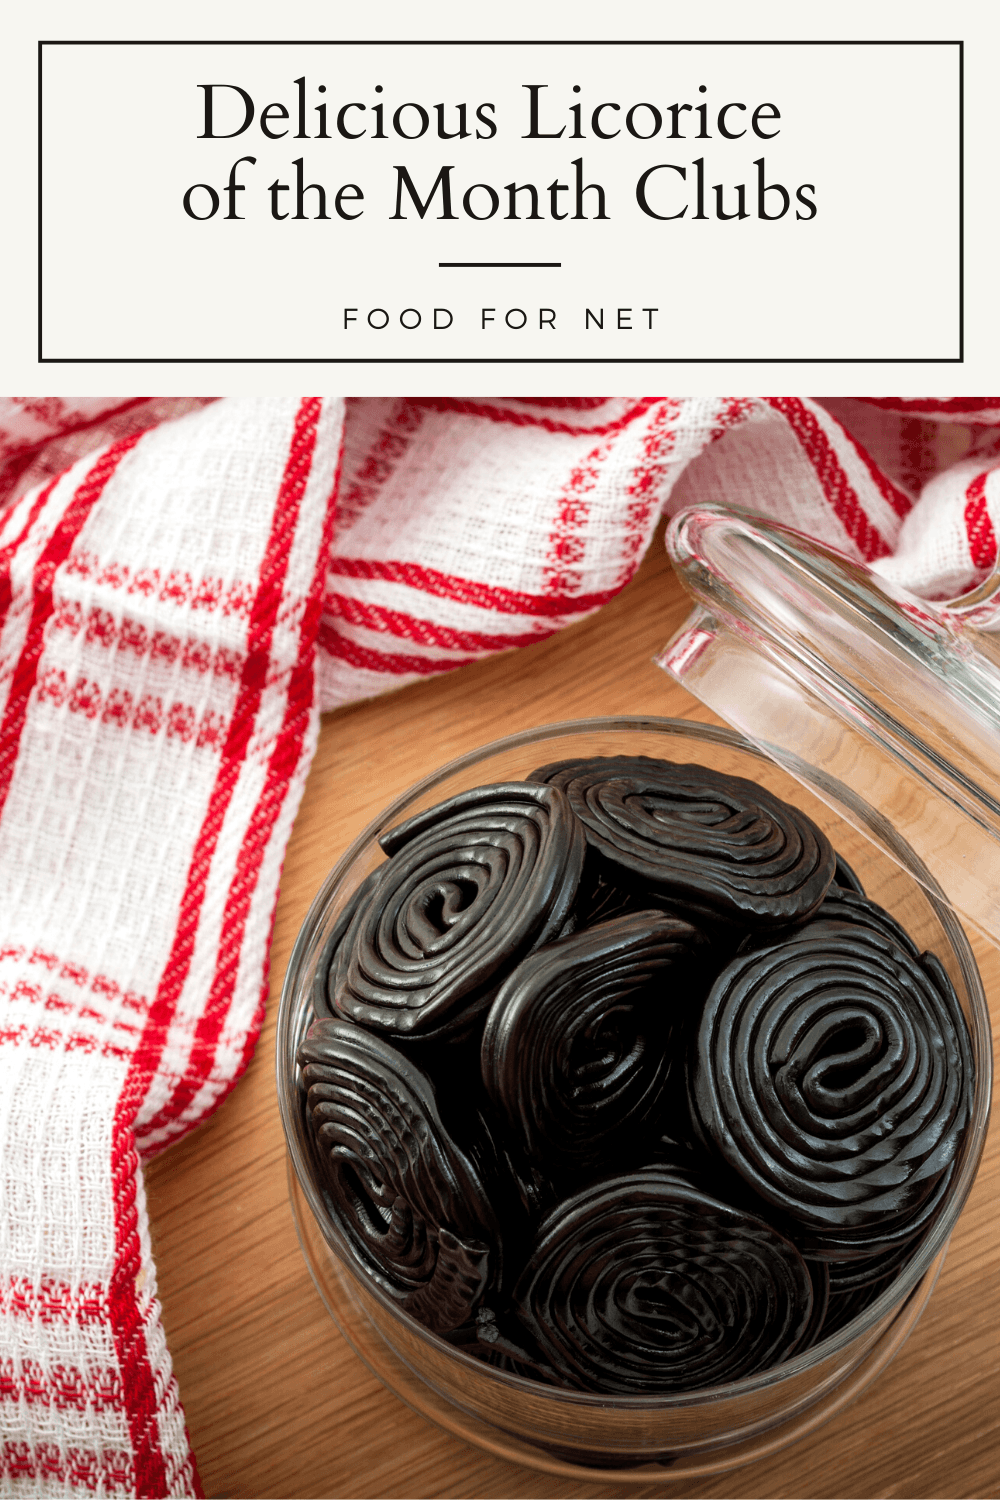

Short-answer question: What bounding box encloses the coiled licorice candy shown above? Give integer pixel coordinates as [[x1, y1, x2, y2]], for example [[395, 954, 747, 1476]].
[[691, 920, 973, 1261], [304, 762, 973, 1387], [529, 755, 836, 930], [327, 781, 585, 1042], [821, 1237, 924, 1338], [481, 910, 708, 1177], [312, 869, 383, 1021], [298, 1017, 501, 1333], [513, 1169, 817, 1393]]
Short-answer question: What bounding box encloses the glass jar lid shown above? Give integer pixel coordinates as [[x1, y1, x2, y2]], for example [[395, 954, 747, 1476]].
[[659, 504, 1000, 950]]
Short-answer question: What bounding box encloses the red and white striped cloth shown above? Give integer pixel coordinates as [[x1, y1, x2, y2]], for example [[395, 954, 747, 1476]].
[[1, 393, 998, 1498]]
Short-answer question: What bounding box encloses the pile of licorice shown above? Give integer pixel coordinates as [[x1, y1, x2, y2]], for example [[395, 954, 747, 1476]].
[[298, 756, 974, 1395]]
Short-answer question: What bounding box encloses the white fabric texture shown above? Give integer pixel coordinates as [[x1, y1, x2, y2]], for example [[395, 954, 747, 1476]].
[[0, 392, 998, 1498], [318, 396, 1000, 710], [0, 397, 343, 1498]]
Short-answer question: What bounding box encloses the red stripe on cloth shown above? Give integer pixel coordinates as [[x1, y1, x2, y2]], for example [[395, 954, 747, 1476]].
[[0, 434, 143, 821], [141, 409, 340, 1138], [34, 671, 229, 749], [319, 623, 481, 677], [859, 397, 1000, 417], [0, 1440, 133, 1489], [616, 397, 688, 584], [511, 397, 610, 409], [761, 398, 892, 561], [0, 1357, 122, 1412], [0, 399, 153, 511], [109, 400, 321, 1497], [50, 602, 244, 680], [0, 947, 150, 1017], [338, 398, 425, 533], [0, 474, 62, 633], [0, 398, 151, 464], [0, 1023, 132, 1057], [543, 433, 615, 595], [325, 591, 557, 652], [704, 397, 757, 449], [107, 1115, 173, 1498], [0, 1276, 105, 1326], [824, 411, 914, 520], [330, 556, 620, 618], [125, 397, 321, 1081], [56, 553, 256, 618], [226, 423, 350, 1098], [410, 395, 660, 436], [963, 470, 997, 570], [897, 416, 936, 500]]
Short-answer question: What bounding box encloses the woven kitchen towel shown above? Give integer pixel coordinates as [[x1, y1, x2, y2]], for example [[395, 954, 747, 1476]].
[[316, 396, 1000, 708], [0, 392, 998, 1499], [0, 397, 343, 1497]]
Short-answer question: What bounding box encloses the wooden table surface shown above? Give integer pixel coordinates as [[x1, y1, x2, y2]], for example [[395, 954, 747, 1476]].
[[145, 528, 1000, 1500]]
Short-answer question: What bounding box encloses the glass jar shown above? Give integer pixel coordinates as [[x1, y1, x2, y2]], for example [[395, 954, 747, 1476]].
[[276, 714, 991, 1483]]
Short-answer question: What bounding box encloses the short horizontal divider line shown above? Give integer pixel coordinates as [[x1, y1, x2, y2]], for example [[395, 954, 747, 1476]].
[[438, 261, 562, 268]]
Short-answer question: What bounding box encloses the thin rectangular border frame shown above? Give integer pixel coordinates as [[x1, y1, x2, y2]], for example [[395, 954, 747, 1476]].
[[37, 38, 965, 364]]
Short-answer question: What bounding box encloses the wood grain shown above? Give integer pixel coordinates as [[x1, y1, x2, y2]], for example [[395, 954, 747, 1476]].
[[145, 529, 1000, 1500]]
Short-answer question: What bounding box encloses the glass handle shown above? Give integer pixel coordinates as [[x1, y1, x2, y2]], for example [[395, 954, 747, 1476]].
[[935, 563, 1000, 631]]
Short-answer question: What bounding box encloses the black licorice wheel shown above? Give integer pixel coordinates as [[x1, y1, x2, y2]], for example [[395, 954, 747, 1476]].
[[821, 1242, 915, 1338], [810, 886, 920, 956], [513, 1170, 815, 1394], [300, 761, 973, 1392], [692, 922, 974, 1260], [481, 910, 707, 1174], [328, 781, 585, 1040], [298, 1017, 500, 1333], [737, 887, 921, 964], [529, 756, 836, 928], [312, 869, 383, 1020]]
